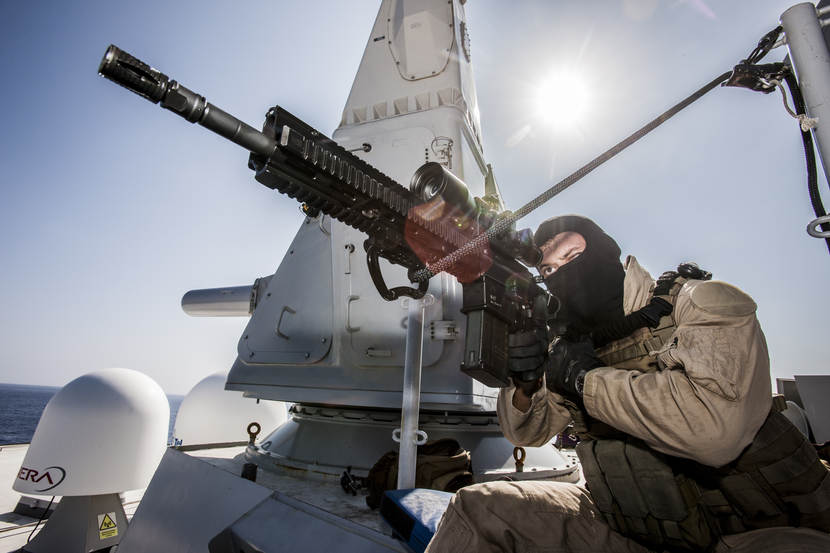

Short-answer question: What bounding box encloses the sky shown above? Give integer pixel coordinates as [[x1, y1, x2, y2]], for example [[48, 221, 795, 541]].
[[1, 0, 828, 395]]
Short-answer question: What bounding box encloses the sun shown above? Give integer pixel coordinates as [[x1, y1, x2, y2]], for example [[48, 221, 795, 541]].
[[535, 69, 592, 131]]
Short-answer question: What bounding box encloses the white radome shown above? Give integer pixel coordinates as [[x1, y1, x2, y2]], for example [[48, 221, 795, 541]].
[[172, 372, 287, 447], [13, 368, 169, 496]]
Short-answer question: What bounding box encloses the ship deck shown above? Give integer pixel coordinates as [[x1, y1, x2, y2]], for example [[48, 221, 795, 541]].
[[1, 443, 581, 552]]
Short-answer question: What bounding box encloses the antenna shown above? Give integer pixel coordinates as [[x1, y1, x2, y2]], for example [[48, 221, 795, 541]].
[[14, 368, 168, 551]]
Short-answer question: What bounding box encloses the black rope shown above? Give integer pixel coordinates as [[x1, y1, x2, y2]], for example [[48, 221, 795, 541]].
[[26, 495, 55, 544], [508, 70, 734, 223], [783, 72, 830, 254], [412, 69, 733, 282], [409, 25, 830, 281]]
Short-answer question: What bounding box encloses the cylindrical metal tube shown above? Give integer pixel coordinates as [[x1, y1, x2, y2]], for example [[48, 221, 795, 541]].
[[99, 45, 277, 158], [200, 103, 277, 157], [782, 3, 830, 184], [98, 45, 169, 103], [181, 286, 254, 316], [396, 297, 427, 490], [410, 162, 477, 216]]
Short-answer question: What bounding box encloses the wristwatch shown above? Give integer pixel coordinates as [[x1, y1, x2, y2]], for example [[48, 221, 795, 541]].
[[574, 371, 586, 396]]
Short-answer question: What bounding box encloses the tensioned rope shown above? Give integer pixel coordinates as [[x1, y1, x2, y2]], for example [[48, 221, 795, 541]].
[[410, 69, 732, 282], [410, 26, 793, 283]]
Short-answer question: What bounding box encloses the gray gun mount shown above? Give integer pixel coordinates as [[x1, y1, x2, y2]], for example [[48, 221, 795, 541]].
[[98, 44, 549, 388]]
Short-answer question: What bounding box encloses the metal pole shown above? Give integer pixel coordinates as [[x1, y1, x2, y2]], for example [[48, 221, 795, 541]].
[[396, 296, 428, 490], [782, 3, 830, 184]]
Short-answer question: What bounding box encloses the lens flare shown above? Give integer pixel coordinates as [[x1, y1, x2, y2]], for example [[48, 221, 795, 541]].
[[535, 70, 591, 131], [405, 197, 493, 283]]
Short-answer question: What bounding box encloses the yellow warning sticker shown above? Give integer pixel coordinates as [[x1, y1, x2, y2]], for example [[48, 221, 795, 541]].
[[97, 512, 118, 540]]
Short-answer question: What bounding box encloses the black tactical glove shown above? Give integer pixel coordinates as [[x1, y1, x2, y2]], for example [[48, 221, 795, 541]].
[[545, 337, 602, 400], [508, 329, 547, 396]]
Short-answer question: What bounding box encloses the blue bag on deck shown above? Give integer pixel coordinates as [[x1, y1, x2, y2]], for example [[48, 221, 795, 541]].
[[379, 488, 454, 553]]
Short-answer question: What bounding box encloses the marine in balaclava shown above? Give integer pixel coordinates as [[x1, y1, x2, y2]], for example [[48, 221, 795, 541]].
[[534, 215, 626, 341]]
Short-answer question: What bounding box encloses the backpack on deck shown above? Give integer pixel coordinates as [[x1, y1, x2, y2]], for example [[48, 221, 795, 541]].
[[365, 438, 473, 509]]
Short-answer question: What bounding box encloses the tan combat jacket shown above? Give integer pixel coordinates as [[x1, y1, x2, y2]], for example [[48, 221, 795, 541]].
[[497, 256, 772, 468]]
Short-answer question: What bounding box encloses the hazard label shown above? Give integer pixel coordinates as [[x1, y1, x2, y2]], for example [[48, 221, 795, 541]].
[[97, 512, 118, 540]]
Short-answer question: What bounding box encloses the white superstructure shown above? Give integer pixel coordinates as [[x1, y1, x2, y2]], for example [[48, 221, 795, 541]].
[[225, 0, 500, 412]]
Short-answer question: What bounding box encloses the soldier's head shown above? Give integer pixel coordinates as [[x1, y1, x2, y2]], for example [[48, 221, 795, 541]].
[[536, 231, 587, 278], [534, 215, 625, 331]]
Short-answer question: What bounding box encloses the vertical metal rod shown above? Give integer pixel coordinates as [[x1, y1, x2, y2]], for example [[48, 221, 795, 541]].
[[397, 297, 426, 490], [782, 3, 830, 184]]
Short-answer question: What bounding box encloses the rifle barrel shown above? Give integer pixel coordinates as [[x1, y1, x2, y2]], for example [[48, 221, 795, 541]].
[[98, 45, 277, 157]]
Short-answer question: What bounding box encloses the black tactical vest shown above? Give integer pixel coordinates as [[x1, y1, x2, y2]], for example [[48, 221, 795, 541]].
[[573, 276, 830, 551]]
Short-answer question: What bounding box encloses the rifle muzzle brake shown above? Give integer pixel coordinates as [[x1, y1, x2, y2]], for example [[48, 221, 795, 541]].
[[98, 45, 277, 157], [99, 45, 170, 103]]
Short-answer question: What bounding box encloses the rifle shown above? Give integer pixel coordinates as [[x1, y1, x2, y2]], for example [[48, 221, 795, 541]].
[[98, 45, 550, 388]]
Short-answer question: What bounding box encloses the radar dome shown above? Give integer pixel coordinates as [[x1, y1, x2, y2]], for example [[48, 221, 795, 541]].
[[782, 400, 811, 437], [172, 372, 287, 447], [13, 368, 169, 496]]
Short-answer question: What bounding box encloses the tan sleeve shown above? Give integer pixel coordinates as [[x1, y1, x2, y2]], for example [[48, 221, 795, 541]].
[[496, 377, 572, 447], [583, 280, 773, 467]]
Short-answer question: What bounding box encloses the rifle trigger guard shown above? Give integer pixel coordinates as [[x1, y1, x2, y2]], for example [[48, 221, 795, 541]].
[[366, 245, 428, 301]]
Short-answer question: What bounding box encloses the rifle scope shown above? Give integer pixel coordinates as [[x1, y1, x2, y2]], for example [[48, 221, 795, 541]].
[[410, 162, 542, 267], [98, 45, 277, 158], [410, 162, 478, 218]]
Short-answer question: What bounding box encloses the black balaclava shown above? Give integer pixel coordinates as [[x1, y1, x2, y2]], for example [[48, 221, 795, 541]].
[[534, 215, 625, 335]]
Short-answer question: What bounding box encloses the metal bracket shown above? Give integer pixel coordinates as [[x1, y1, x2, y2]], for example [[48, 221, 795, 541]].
[[366, 244, 428, 301], [318, 214, 331, 236], [392, 428, 428, 446], [807, 215, 830, 238], [249, 276, 271, 314], [513, 446, 526, 473], [722, 62, 789, 94], [346, 295, 361, 332], [365, 348, 392, 358], [276, 306, 296, 339], [344, 243, 355, 274]]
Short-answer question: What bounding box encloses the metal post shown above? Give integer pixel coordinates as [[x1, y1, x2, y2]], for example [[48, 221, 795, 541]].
[[396, 296, 429, 490], [782, 3, 830, 184]]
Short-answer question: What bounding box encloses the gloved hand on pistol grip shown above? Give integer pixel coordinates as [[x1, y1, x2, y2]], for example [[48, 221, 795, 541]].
[[508, 329, 548, 396], [545, 336, 602, 400]]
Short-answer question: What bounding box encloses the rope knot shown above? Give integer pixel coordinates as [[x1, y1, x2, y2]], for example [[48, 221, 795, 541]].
[[797, 114, 819, 132], [770, 79, 819, 132]]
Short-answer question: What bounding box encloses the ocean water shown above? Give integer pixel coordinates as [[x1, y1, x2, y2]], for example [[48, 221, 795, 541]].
[[0, 383, 184, 446]]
